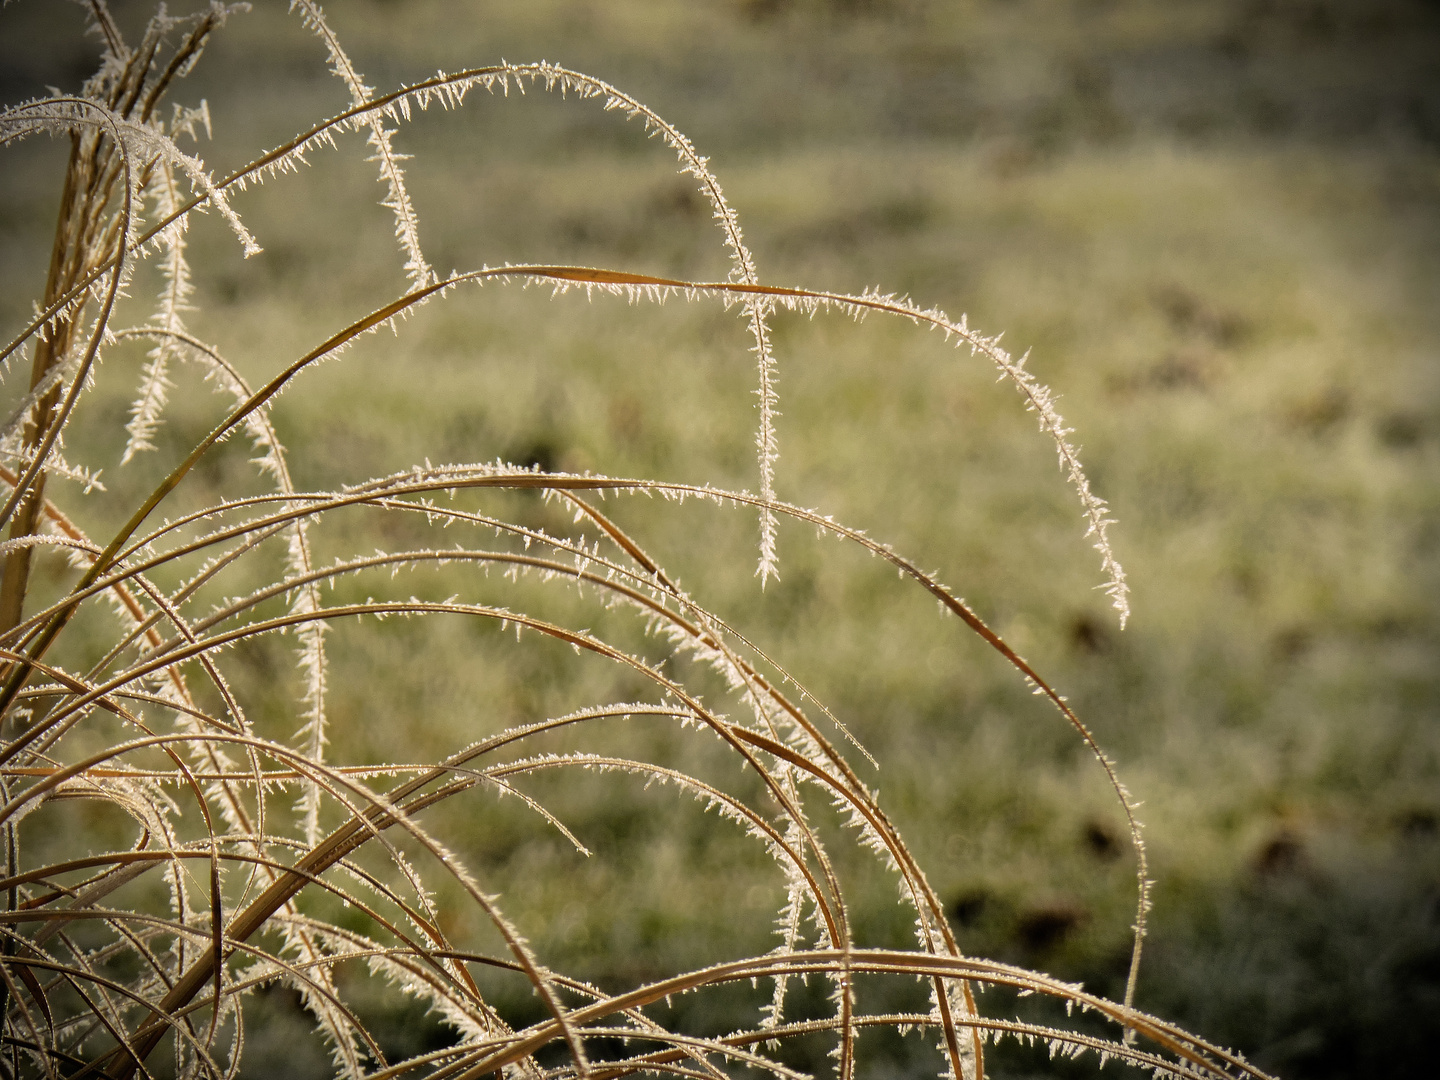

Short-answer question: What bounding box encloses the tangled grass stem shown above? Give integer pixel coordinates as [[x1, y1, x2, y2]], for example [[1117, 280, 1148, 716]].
[[0, 4, 1259, 1079]]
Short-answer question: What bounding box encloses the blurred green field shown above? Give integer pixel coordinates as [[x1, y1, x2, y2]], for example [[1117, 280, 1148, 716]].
[[2, 1, 1438, 1076]]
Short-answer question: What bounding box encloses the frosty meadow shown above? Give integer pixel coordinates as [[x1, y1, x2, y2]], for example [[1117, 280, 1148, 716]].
[[0, 3, 1277, 1079]]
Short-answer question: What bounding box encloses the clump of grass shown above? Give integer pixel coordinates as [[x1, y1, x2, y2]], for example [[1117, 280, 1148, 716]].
[[0, 3, 1268, 1078]]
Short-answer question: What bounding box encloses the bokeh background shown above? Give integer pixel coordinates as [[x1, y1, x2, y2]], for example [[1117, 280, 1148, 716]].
[[2, 1, 1438, 1077]]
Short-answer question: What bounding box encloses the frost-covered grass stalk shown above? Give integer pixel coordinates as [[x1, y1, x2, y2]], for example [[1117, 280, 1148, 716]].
[[0, 3, 1264, 1079]]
